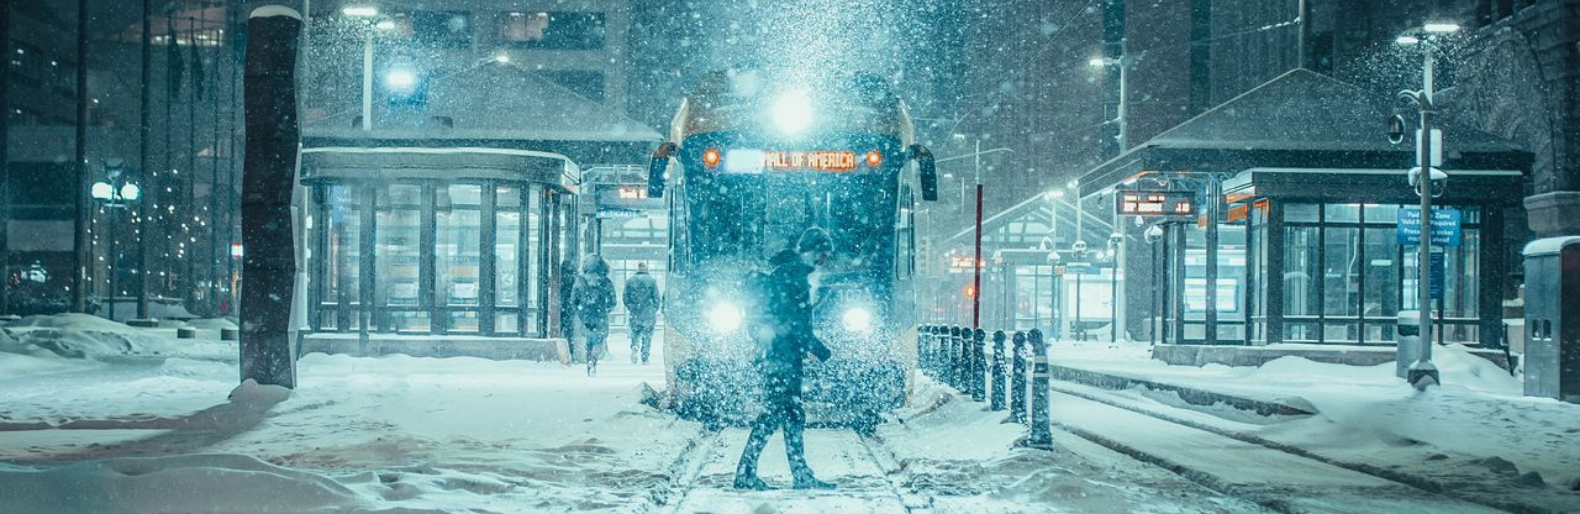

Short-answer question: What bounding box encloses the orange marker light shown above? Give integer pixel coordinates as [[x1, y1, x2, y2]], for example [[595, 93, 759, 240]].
[[865, 150, 883, 167], [703, 148, 722, 168]]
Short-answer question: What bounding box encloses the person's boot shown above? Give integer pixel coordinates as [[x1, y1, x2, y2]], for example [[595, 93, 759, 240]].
[[791, 472, 835, 490], [631, 348, 638, 364], [733, 463, 769, 490]]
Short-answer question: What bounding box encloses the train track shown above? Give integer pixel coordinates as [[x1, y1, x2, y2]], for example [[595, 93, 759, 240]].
[[649, 426, 925, 514], [1046, 380, 1521, 514]]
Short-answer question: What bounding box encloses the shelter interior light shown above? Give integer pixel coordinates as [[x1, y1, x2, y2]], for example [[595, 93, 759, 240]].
[[1396, 35, 1421, 45], [342, 6, 379, 17], [1423, 23, 1461, 33]]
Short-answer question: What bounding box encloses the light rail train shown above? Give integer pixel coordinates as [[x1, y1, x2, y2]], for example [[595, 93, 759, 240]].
[[646, 68, 938, 426]]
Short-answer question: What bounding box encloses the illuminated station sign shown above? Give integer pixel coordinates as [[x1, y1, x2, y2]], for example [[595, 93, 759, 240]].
[[1117, 189, 1196, 217]]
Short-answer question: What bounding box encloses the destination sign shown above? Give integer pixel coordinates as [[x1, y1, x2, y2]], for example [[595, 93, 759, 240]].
[[1117, 189, 1196, 217], [763, 150, 857, 172]]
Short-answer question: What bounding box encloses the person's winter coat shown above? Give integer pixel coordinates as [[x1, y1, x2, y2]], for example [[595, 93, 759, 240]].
[[559, 258, 580, 334], [759, 249, 833, 390], [574, 255, 617, 328], [623, 271, 661, 328]]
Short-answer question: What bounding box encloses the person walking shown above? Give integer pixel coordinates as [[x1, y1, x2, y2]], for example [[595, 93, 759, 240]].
[[574, 254, 617, 376], [734, 228, 836, 491], [623, 262, 661, 364]]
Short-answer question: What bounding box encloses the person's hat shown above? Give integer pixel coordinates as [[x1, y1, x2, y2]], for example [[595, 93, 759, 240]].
[[637, 262, 649, 270], [796, 227, 833, 254]]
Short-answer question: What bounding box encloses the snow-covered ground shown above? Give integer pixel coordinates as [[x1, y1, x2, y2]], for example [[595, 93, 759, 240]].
[[4, 315, 1578, 513], [1052, 340, 1580, 511], [2, 315, 698, 513]]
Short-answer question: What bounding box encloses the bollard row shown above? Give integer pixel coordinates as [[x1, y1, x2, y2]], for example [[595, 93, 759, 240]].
[[915, 325, 1053, 450]]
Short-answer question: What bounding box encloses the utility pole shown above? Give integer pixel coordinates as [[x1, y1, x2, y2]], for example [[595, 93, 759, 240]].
[[971, 138, 983, 330], [138, 0, 152, 321], [73, 0, 89, 313], [0, 0, 11, 317]]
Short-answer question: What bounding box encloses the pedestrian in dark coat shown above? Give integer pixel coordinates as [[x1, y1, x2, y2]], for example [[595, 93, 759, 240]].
[[574, 255, 617, 376], [734, 228, 836, 491], [623, 262, 661, 364], [559, 258, 579, 346]]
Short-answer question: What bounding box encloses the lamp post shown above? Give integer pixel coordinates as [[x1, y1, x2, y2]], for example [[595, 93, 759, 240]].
[[1395, 22, 1459, 390], [1089, 56, 1128, 155], [1046, 189, 1065, 338], [91, 160, 141, 322], [341, 6, 383, 131]]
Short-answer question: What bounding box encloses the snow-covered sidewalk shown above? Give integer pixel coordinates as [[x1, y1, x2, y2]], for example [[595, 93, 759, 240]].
[[1, 317, 698, 514], [1050, 341, 1580, 512]]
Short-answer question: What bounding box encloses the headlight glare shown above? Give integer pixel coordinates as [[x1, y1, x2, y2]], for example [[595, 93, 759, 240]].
[[707, 302, 745, 333], [841, 307, 874, 333]]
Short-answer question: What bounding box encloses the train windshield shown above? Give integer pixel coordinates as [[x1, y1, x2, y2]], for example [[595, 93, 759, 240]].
[[686, 173, 896, 276]]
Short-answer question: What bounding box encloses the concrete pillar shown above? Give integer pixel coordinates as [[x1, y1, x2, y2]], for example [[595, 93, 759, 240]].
[[239, 6, 303, 389]]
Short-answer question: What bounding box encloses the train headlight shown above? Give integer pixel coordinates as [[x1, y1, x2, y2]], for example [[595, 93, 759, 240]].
[[707, 302, 745, 333], [841, 306, 875, 333], [772, 90, 814, 135]]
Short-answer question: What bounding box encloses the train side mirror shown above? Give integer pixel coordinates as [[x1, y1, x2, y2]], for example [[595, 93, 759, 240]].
[[909, 144, 938, 202], [648, 142, 676, 199]]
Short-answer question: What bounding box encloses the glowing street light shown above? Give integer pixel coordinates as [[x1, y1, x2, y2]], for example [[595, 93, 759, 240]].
[[342, 6, 379, 17]]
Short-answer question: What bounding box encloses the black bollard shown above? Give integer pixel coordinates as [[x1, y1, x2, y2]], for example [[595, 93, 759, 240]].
[[1025, 329, 1054, 449], [990, 330, 1007, 411], [922, 324, 935, 376], [958, 327, 973, 393], [947, 326, 962, 390], [918, 325, 930, 378], [1010, 331, 1027, 424], [971, 329, 987, 402]]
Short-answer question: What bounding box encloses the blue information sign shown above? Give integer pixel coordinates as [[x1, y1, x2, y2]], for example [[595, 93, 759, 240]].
[[1398, 207, 1461, 247]]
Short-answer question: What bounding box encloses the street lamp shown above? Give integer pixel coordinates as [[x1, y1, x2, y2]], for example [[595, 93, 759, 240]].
[[344, 6, 394, 131], [1395, 21, 1461, 390], [1088, 56, 1128, 153], [91, 159, 140, 322]]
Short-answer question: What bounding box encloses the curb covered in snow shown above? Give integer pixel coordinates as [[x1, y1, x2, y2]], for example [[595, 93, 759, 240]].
[[1049, 364, 1317, 416]]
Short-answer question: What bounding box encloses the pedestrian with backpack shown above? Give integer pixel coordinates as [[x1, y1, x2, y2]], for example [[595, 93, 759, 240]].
[[574, 255, 617, 376]]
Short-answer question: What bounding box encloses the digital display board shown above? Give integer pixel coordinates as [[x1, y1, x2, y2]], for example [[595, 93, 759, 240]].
[[763, 150, 858, 172], [1117, 189, 1196, 217]]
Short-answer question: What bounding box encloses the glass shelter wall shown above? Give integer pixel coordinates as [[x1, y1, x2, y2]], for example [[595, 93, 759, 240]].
[[308, 180, 563, 338], [1157, 199, 1492, 347], [1280, 203, 1481, 345]]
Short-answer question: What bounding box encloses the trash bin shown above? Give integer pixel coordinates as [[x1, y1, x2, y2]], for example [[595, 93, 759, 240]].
[[1396, 310, 1421, 379], [1522, 236, 1580, 404]]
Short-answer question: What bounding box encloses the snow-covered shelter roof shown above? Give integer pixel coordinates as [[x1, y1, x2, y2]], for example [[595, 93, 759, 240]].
[[299, 146, 582, 193], [304, 62, 661, 165], [943, 192, 1114, 250], [1076, 68, 1531, 198]]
